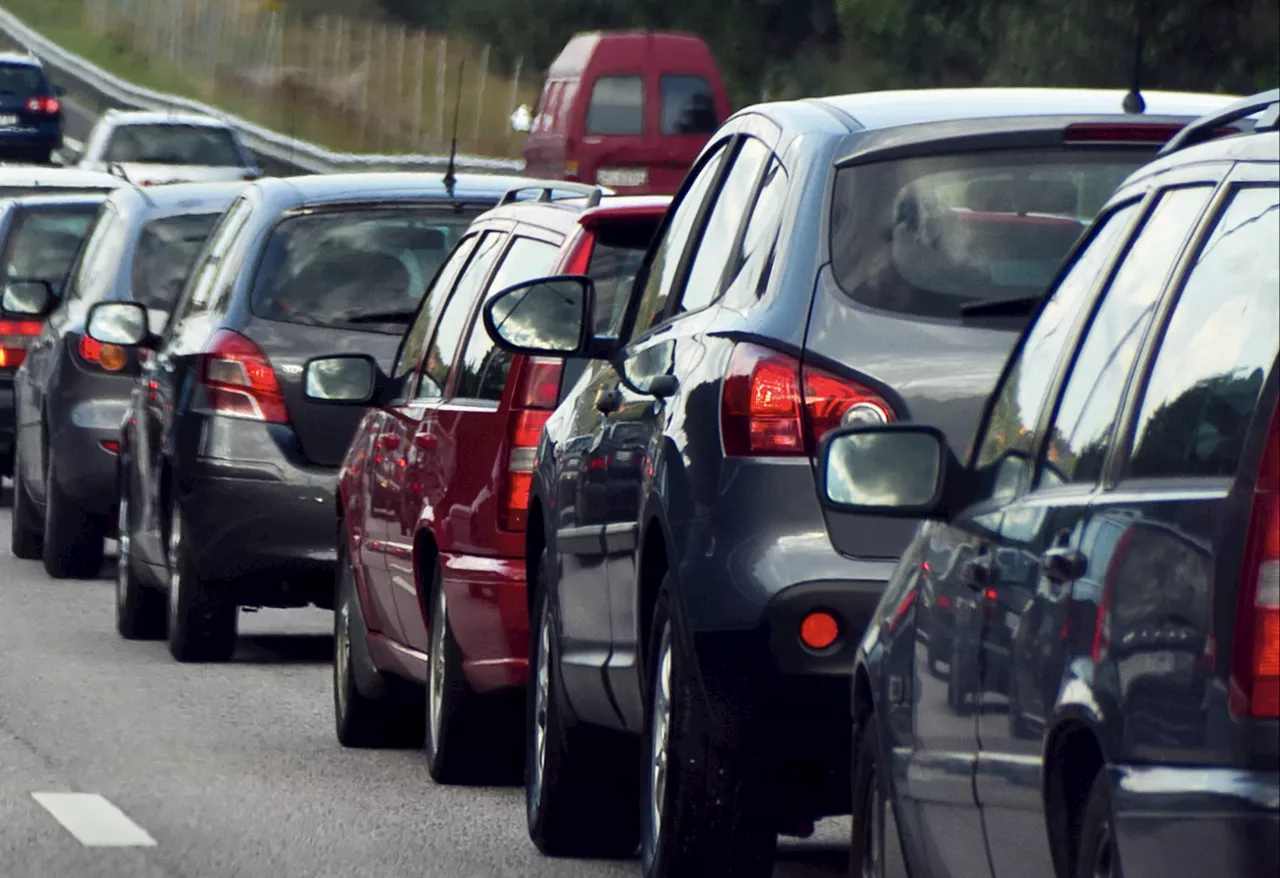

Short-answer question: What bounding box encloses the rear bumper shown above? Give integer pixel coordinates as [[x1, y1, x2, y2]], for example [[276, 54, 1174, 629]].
[[49, 396, 130, 518], [0, 126, 61, 152], [1112, 764, 1280, 878], [441, 551, 528, 694]]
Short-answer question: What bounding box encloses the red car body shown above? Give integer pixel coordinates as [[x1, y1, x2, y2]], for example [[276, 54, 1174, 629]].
[[338, 193, 670, 697]]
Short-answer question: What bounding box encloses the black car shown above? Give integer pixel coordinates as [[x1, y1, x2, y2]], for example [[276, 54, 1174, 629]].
[[0, 52, 66, 164], [87, 172, 526, 663], [0, 191, 105, 474], [5, 181, 247, 578], [826, 90, 1278, 878], [478, 86, 1242, 876]]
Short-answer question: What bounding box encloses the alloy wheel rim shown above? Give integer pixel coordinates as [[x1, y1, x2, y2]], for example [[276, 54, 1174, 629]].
[[428, 582, 447, 752], [115, 495, 130, 609], [531, 603, 551, 813], [861, 763, 883, 878], [648, 630, 672, 844], [167, 505, 182, 629]]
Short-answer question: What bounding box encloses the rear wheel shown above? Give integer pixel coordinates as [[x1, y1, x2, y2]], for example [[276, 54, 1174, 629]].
[[9, 441, 43, 560], [848, 715, 908, 878], [1075, 773, 1124, 878], [115, 490, 165, 640], [526, 550, 640, 857], [166, 501, 236, 662], [42, 457, 106, 579]]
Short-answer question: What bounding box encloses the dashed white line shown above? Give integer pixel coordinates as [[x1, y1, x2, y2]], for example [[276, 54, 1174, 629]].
[[31, 792, 157, 847]]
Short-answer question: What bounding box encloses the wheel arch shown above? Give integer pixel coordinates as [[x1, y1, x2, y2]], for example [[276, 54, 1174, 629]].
[[1043, 713, 1109, 878]]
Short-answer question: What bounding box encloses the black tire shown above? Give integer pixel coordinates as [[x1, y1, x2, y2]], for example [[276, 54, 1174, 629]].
[[9, 441, 43, 560], [165, 499, 236, 662], [115, 488, 165, 640], [526, 549, 640, 857], [641, 578, 776, 878], [334, 538, 421, 748], [42, 457, 106, 579], [848, 715, 909, 878], [1075, 772, 1124, 878]]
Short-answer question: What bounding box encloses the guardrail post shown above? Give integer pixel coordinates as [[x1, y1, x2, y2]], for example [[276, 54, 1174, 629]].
[[411, 30, 425, 150], [435, 37, 447, 148], [472, 44, 490, 146]]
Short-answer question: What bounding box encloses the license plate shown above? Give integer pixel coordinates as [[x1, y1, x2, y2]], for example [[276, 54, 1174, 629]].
[[0, 115, 19, 127], [597, 167, 648, 188]]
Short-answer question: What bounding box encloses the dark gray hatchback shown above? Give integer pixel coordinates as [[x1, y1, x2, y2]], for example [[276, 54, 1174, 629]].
[[89, 172, 528, 663]]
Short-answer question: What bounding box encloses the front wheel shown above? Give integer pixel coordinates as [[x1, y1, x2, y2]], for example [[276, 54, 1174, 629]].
[[115, 489, 166, 640], [641, 579, 775, 878], [1075, 772, 1124, 878], [848, 714, 909, 878], [165, 500, 236, 662]]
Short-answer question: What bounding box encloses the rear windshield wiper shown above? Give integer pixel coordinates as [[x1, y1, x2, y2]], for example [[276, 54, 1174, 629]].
[[343, 310, 416, 324], [958, 294, 1044, 319]]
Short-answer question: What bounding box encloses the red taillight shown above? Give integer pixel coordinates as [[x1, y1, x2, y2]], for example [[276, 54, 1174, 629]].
[[24, 96, 59, 114], [1061, 123, 1238, 145], [501, 357, 563, 531], [77, 334, 128, 372], [0, 318, 41, 370], [1091, 529, 1134, 664], [1231, 402, 1280, 719], [197, 329, 288, 424], [720, 343, 894, 457]]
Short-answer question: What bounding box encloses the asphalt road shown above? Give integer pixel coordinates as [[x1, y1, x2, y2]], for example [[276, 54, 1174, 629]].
[[0, 478, 851, 878]]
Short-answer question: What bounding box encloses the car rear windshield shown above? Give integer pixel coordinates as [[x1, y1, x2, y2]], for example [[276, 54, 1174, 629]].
[[586, 76, 644, 136], [661, 75, 718, 135], [104, 124, 244, 166], [588, 219, 660, 336], [130, 212, 220, 309], [250, 208, 474, 333], [0, 63, 49, 95], [830, 148, 1152, 320], [1, 205, 99, 295]]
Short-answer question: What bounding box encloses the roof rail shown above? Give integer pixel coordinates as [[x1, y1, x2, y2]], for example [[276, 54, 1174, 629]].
[[498, 181, 607, 208], [1159, 88, 1280, 156]]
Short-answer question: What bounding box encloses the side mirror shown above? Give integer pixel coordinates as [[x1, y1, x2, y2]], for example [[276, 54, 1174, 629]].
[[818, 425, 960, 519], [303, 354, 379, 405], [86, 301, 150, 346], [483, 275, 596, 358], [1, 280, 54, 318]]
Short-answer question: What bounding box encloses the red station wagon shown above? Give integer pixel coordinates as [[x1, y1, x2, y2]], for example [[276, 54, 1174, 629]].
[[329, 186, 669, 782], [522, 31, 731, 195]]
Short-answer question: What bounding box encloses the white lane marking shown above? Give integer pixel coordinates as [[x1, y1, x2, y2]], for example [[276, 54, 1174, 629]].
[[31, 793, 158, 847]]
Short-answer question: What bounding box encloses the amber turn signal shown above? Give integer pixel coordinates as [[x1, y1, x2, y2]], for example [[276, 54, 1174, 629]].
[[98, 343, 128, 372]]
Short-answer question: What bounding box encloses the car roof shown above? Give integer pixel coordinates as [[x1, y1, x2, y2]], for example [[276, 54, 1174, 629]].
[[0, 166, 125, 188], [105, 180, 249, 222], [475, 192, 672, 235], [252, 172, 533, 213], [102, 110, 236, 130], [1122, 128, 1280, 192], [0, 51, 41, 68], [810, 88, 1242, 132]]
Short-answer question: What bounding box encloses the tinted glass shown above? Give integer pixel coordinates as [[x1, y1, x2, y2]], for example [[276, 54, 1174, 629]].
[[1128, 185, 1280, 480], [393, 234, 479, 379], [831, 149, 1156, 320], [586, 76, 644, 136], [66, 208, 128, 303], [661, 75, 718, 135], [681, 138, 771, 313], [722, 157, 788, 307], [588, 220, 661, 336], [129, 212, 219, 309], [974, 202, 1139, 504], [0, 63, 48, 94], [418, 231, 506, 399], [103, 124, 245, 166], [454, 237, 560, 401], [250, 209, 471, 334], [629, 142, 727, 339], [1, 206, 99, 296], [1046, 186, 1213, 485]]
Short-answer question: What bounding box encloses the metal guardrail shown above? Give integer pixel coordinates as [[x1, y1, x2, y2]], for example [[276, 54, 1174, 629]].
[[0, 8, 526, 177]]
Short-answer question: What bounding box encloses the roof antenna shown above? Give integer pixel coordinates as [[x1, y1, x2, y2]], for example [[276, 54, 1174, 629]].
[[443, 59, 465, 200], [1123, 0, 1147, 115]]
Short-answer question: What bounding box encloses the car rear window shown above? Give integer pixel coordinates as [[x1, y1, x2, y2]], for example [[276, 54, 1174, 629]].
[[249, 208, 473, 334], [1, 205, 99, 296], [0, 187, 115, 198], [0, 63, 48, 94], [661, 75, 718, 135], [104, 124, 245, 166], [129, 212, 220, 309], [587, 219, 660, 336], [586, 76, 644, 136], [830, 148, 1153, 320]]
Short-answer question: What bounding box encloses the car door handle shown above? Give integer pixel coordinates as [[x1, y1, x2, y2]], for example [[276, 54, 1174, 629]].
[[1039, 547, 1086, 582], [962, 553, 995, 590], [414, 432, 436, 451], [595, 388, 622, 414]]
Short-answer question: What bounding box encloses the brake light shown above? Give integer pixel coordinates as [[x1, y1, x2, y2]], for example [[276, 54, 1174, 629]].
[[0, 318, 41, 369], [197, 329, 288, 423], [501, 357, 563, 531], [24, 96, 59, 114], [1231, 402, 1280, 719], [1062, 123, 1238, 145], [78, 334, 128, 372], [720, 343, 895, 457]]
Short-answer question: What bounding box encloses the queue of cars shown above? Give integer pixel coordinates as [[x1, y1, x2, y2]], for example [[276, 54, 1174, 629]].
[[2, 84, 1277, 878]]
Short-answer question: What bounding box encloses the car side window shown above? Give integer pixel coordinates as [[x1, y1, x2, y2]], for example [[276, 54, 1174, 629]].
[[721, 156, 788, 308], [1127, 184, 1280, 480], [972, 201, 1140, 505], [454, 236, 561, 401], [65, 206, 123, 302], [626, 140, 730, 340], [1042, 185, 1214, 485], [170, 196, 254, 328], [417, 231, 507, 400], [393, 233, 479, 380], [680, 137, 772, 314]]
